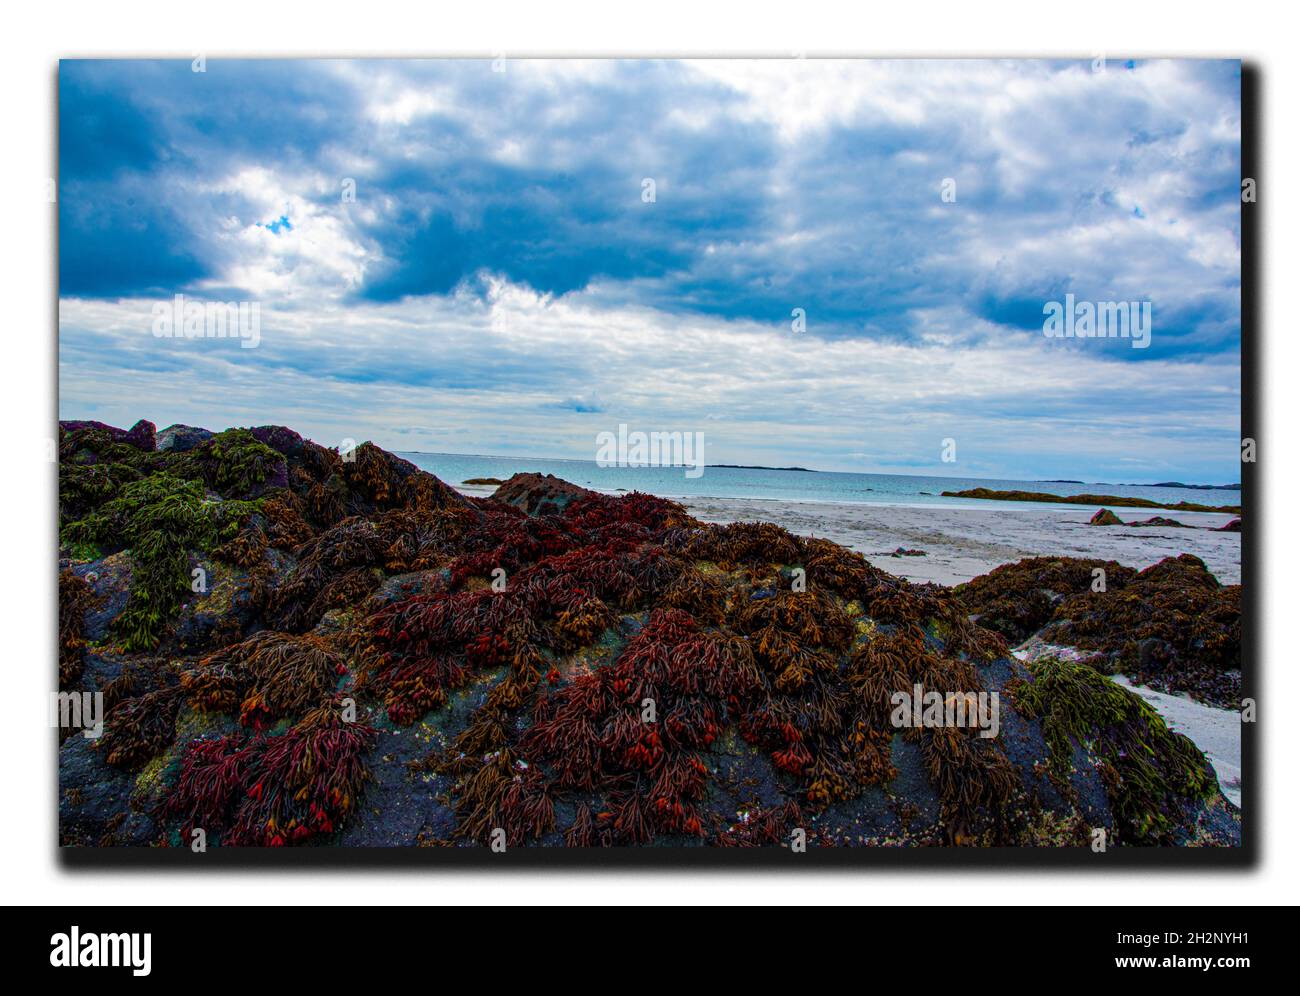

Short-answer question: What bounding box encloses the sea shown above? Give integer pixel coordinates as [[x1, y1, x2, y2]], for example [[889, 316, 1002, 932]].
[[398, 452, 1236, 513]]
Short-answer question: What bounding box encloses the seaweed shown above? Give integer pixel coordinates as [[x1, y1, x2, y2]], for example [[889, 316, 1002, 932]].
[[163, 428, 286, 499], [162, 703, 377, 846], [59, 419, 1237, 849], [955, 556, 1137, 644], [940, 487, 1239, 515], [1046, 555, 1240, 705], [57, 568, 100, 687], [959, 554, 1240, 705], [260, 490, 317, 549], [61, 473, 256, 650], [1010, 656, 1215, 844], [186, 631, 345, 728], [717, 800, 805, 847], [98, 686, 182, 769]]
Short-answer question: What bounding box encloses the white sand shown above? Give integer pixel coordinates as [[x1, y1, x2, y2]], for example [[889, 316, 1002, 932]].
[[677, 497, 1240, 586]]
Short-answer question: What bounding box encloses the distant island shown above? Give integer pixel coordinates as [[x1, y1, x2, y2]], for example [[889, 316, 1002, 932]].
[[1045, 479, 1238, 491], [1144, 482, 1241, 491], [709, 464, 816, 472]]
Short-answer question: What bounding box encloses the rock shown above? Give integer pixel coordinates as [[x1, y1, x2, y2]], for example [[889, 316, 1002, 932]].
[[462, 477, 505, 486], [1089, 508, 1122, 525], [492, 472, 593, 515], [73, 553, 133, 640], [156, 423, 214, 453], [123, 419, 157, 451], [60, 735, 159, 846], [249, 424, 307, 457], [1127, 516, 1189, 528], [60, 418, 156, 452], [958, 553, 1239, 706], [58, 419, 1240, 851], [1216, 518, 1241, 532], [369, 570, 448, 606], [942, 487, 1239, 515]]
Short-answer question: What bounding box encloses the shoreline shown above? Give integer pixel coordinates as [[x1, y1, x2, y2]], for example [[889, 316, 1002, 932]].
[[455, 485, 1241, 586], [683, 497, 1240, 586], [456, 483, 1234, 515]]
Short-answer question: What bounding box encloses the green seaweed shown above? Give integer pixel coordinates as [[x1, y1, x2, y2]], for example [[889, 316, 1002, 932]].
[[61, 472, 257, 650], [59, 461, 145, 527], [1010, 656, 1214, 844], [164, 428, 284, 498]]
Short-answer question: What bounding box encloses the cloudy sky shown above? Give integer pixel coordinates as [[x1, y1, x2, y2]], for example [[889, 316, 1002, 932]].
[[58, 58, 1241, 482]]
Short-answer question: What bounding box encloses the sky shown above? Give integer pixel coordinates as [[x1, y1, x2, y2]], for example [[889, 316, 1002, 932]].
[[58, 58, 1242, 483]]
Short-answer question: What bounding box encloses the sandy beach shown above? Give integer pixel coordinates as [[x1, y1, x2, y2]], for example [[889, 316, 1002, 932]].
[[678, 498, 1241, 587]]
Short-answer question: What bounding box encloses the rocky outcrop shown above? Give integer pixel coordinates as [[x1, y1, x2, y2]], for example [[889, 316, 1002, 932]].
[[957, 554, 1240, 707], [1089, 508, 1122, 525], [155, 423, 214, 453], [60, 418, 156, 452], [57, 421, 1239, 850], [491, 472, 594, 515]]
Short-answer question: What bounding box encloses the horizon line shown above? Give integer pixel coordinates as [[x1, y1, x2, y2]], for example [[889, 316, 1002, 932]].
[[391, 446, 1241, 490]]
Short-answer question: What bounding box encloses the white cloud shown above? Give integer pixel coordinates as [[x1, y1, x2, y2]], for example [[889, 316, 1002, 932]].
[[197, 167, 378, 299], [59, 274, 1239, 479]]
